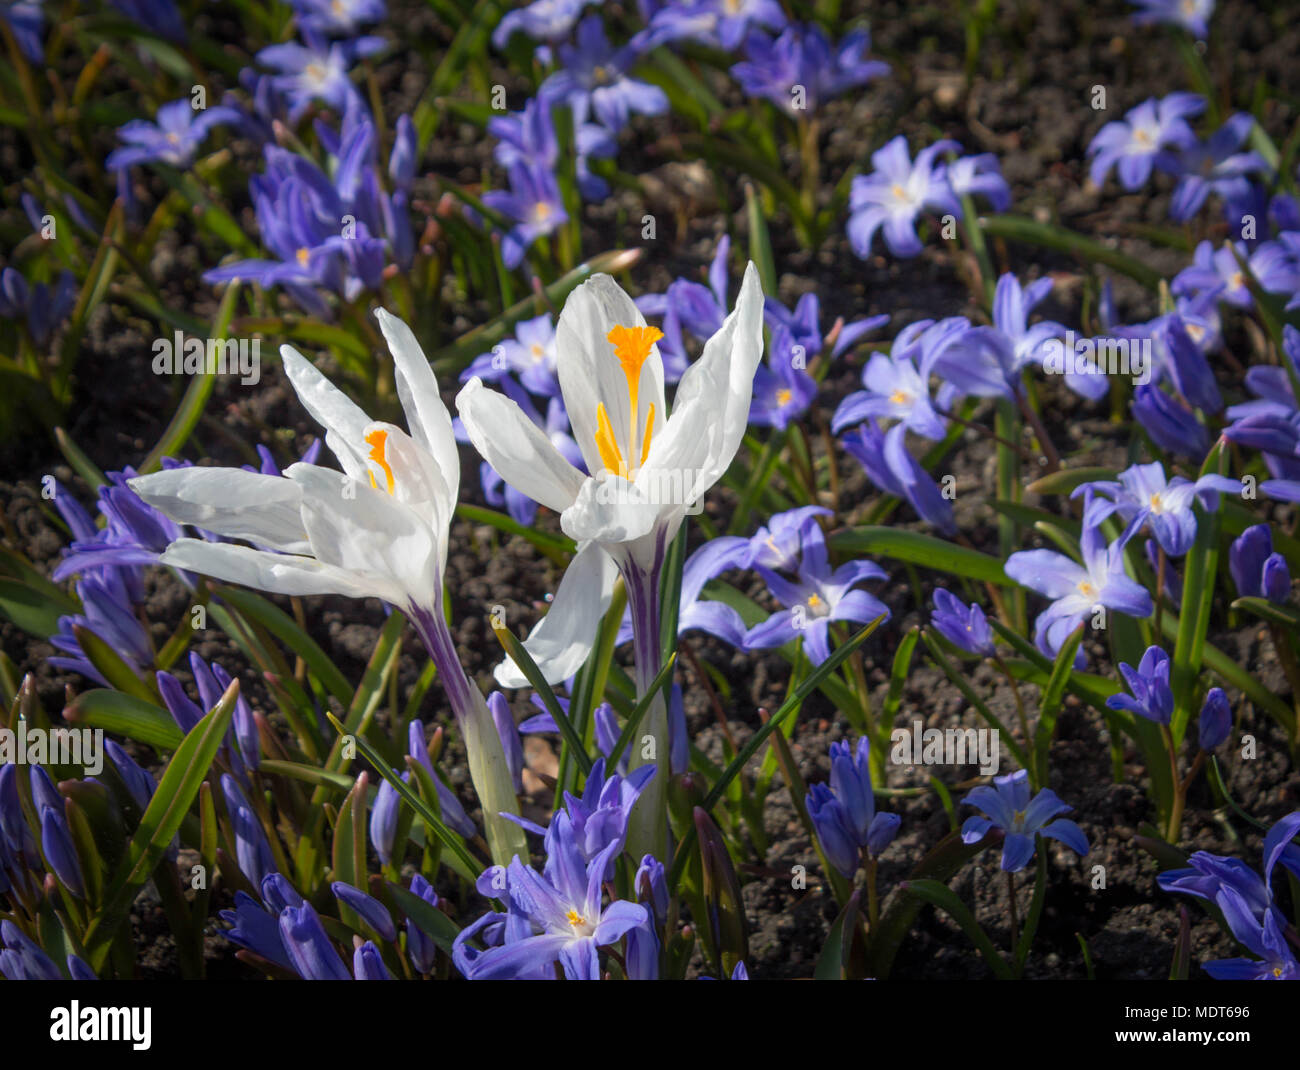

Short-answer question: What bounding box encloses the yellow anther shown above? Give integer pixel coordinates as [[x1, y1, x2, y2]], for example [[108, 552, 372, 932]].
[[296, 247, 311, 267], [1077, 580, 1098, 600], [593, 324, 664, 479], [640, 402, 655, 466], [365, 428, 395, 495], [776, 388, 793, 407], [808, 593, 822, 608], [889, 389, 910, 405], [566, 909, 586, 929], [594, 402, 626, 477]]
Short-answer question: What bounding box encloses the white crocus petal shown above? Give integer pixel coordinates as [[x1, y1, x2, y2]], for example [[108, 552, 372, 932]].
[[560, 475, 661, 547], [361, 420, 454, 567], [128, 467, 310, 552], [456, 377, 587, 513], [375, 308, 461, 494], [555, 274, 666, 476], [158, 538, 377, 599], [493, 540, 619, 687], [644, 261, 765, 504], [287, 462, 440, 610], [280, 344, 372, 482]]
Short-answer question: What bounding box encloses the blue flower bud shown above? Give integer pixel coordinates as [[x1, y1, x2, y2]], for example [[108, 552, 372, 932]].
[[331, 881, 397, 942], [279, 903, 350, 981], [1198, 687, 1232, 750], [353, 940, 392, 980], [40, 805, 85, 898]]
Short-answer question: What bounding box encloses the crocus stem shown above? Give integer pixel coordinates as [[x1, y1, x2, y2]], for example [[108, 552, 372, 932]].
[[624, 559, 669, 864], [1006, 870, 1019, 953], [993, 655, 1031, 749], [864, 855, 880, 931], [1161, 724, 1184, 844], [1015, 386, 1061, 473], [409, 603, 526, 868], [1154, 545, 1167, 644]]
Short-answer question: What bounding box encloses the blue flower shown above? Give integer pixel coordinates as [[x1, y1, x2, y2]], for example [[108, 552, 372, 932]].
[[647, 0, 786, 52], [1129, 0, 1214, 39], [743, 540, 890, 666], [833, 317, 967, 440], [945, 152, 1011, 212], [332, 881, 397, 942], [279, 902, 352, 980], [402, 874, 442, 975], [0, 266, 77, 347], [749, 325, 817, 430], [39, 805, 85, 899], [930, 589, 995, 658], [805, 737, 900, 877], [1166, 114, 1270, 223], [841, 420, 956, 533], [1074, 461, 1242, 557], [480, 162, 568, 269], [934, 273, 1068, 400], [1132, 383, 1209, 458], [107, 98, 243, 173], [0, 920, 63, 980], [220, 774, 278, 889], [1087, 93, 1204, 191], [731, 24, 888, 116], [1004, 517, 1153, 663], [1228, 523, 1291, 604], [1159, 812, 1300, 978], [506, 757, 656, 872], [960, 770, 1089, 872], [290, 0, 386, 37], [1, 2, 44, 62], [1173, 239, 1299, 311], [541, 17, 667, 133], [254, 31, 382, 125], [1105, 645, 1175, 725], [456, 826, 646, 980], [492, 0, 598, 50], [352, 941, 392, 979], [847, 136, 962, 258], [1198, 687, 1232, 750]]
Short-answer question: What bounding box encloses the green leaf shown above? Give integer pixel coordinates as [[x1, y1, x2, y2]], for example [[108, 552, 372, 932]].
[[902, 879, 1013, 979], [1033, 623, 1085, 785], [327, 712, 483, 882], [0, 577, 72, 637], [829, 528, 1010, 585], [491, 621, 593, 776], [64, 689, 184, 751], [389, 882, 462, 958], [813, 889, 861, 981], [73, 624, 157, 703], [980, 215, 1163, 289], [81, 679, 240, 966], [215, 586, 353, 707], [1231, 596, 1300, 630]]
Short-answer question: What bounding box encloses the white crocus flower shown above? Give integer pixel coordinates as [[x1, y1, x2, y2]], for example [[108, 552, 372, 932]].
[[129, 310, 527, 867], [456, 263, 765, 859]]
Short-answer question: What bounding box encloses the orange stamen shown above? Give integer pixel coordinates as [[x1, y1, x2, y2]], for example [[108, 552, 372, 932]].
[[365, 428, 395, 495]]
